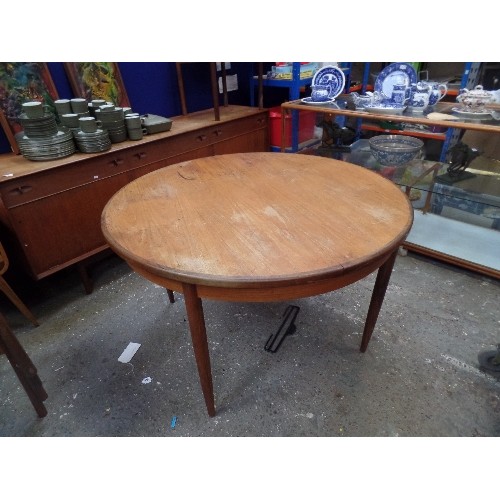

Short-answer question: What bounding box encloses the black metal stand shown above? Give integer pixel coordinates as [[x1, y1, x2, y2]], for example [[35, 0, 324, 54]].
[[264, 305, 300, 353]]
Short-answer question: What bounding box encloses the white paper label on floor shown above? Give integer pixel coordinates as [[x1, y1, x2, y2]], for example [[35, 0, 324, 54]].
[[118, 342, 141, 363]]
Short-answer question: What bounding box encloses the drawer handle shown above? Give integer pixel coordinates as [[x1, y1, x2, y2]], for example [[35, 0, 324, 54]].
[[197, 134, 207, 142], [213, 129, 223, 137], [111, 158, 124, 166], [9, 185, 33, 195], [134, 152, 147, 160], [257, 117, 266, 124]]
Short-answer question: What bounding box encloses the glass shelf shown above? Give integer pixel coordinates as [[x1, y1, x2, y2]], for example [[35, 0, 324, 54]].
[[335, 139, 500, 277], [345, 140, 500, 211], [281, 96, 500, 277]]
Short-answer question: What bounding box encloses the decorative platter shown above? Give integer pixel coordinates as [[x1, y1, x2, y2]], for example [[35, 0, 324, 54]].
[[451, 107, 493, 121], [375, 63, 417, 99], [301, 97, 337, 106], [364, 105, 406, 115], [407, 107, 427, 114], [311, 65, 345, 100]]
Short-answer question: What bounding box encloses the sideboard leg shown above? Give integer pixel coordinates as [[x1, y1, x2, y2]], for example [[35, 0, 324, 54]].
[[182, 283, 216, 417], [77, 262, 93, 295], [360, 250, 398, 353]]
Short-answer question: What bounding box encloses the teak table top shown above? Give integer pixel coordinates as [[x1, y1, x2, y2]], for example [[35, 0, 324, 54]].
[[102, 152, 412, 290], [101, 152, 414, 416]]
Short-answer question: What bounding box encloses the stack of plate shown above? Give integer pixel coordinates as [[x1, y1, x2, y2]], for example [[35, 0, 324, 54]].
[[73, 128, 112, 153], [94, 107, 127, 143], [15, 127, 76, 161], [101, 121, 127, 143], [18, 112, 59, 138]]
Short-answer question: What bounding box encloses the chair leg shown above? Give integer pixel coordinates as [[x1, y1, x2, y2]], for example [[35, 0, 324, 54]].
[[0, 314, 47, 417], [0, 276, 39, 327]]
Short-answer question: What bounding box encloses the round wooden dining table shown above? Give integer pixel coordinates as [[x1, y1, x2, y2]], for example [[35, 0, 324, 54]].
[[101, 152, 413, 416]]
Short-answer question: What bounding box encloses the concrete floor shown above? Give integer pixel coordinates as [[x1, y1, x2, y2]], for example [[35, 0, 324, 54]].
[[1, 250, 499, 437]]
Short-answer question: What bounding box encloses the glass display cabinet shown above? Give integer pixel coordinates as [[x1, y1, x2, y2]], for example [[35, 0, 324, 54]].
[[280, 97, 500, 279]]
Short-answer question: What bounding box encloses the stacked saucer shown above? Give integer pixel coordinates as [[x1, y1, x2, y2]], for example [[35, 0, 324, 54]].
[[103, 122, 127, 143], [95, 106, 127, 143], [16, 103, 76, 160], [18, 113, 59, 138], [15, 127, 76, 161], [73, 128, 112, 153]]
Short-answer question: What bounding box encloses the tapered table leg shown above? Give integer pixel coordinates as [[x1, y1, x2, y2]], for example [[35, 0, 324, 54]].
[[182, 283, 216, 417], [360, 250, 398, 353]]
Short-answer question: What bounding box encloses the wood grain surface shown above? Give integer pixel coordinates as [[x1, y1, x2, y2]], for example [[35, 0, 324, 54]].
[[101, 153, 413, 289]]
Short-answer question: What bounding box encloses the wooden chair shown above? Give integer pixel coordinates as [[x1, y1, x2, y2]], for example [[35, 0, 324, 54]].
[[0, 312, 48, 417], [0, 241, 39, 327]]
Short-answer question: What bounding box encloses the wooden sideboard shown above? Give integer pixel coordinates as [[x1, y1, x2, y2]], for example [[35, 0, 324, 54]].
[[0, 105, 269, 286]]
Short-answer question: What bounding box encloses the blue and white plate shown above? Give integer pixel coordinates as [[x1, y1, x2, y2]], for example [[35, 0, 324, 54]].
[[301, 97, 337, 106], [375, 63, 417, 99], [311, 65, 345, 100]]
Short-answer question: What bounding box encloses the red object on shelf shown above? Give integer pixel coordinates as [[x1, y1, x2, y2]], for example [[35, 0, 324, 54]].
[[269, 106, 316, 148]]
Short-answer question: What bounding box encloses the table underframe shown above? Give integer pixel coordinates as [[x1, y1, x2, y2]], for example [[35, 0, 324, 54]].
[[127, 249, 399, 417]]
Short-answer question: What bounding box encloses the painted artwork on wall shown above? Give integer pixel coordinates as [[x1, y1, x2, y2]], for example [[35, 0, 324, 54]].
[[64, 63, 130, 107], [0, 62, 59, 154]]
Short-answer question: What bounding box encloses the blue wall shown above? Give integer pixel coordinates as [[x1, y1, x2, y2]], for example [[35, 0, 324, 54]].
[[0, 62, 278, 155]]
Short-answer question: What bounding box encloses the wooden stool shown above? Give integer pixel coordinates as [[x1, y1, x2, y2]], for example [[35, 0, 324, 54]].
[[0, 242, 39, 327], [0, 312, 47, 417]]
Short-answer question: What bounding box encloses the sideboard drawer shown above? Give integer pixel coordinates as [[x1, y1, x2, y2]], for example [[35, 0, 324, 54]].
[[0, 152, 140, 208], [207, 114, 268, 144], [137, 113, 268, 165], [140, 128, 221, 162]]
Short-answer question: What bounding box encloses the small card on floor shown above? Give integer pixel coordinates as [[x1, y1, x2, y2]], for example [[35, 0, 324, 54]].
[[118, 342, 141, 363]]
